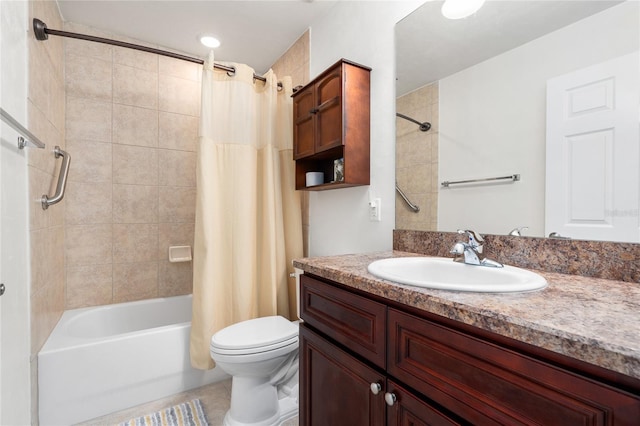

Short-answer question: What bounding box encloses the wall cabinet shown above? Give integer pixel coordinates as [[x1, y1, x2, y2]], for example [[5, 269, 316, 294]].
[[299, 274, 640, 425], [292, 59, 370, 190]]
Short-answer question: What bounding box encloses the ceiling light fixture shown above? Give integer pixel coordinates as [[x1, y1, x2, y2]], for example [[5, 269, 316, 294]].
[[441, 0, 486, 19], [199, 34, 221, 48]]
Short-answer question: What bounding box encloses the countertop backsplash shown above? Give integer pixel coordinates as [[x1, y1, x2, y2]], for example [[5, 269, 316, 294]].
[[394, 230, 640, 283]]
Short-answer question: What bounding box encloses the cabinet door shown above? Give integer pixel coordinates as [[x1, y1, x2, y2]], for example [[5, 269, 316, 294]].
[[300, 325, 385, 426], [314, 68, 343, 153], [293, 85, 315, 159], [386, 379, 462, 426]]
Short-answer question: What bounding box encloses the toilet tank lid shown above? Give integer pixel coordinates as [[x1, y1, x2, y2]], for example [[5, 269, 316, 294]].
[[210, 316, 299, 350]]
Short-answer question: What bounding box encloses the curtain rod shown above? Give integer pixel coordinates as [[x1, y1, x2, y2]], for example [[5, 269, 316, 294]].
[[33, 18, 284, 89]]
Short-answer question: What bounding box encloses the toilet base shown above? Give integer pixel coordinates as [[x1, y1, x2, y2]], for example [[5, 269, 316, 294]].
[[222, 395, 298, 426]]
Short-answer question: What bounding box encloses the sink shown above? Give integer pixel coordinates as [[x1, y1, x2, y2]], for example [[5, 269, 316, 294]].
[[367, 257, 547, 292]]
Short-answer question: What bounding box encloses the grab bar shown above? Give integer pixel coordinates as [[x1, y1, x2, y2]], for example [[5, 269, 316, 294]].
[[0, 107, 46, 149], [395, 182, 420, 212], [41, 146, 70, 210], [441, 174, 520, 188]]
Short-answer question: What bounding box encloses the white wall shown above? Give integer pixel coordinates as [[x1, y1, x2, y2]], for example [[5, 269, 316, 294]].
[[307, 0, 423, 256], [438, 2, 639, 237], [0, 0, 32, 424]]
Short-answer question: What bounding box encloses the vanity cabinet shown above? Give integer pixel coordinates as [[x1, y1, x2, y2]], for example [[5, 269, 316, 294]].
[[299, 274, 640, 425], [292, 59, 370, 190]]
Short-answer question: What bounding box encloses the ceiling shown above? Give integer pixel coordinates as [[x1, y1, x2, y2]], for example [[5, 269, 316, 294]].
[[56, 0, 339, 74], [396, 0, 623, 96]]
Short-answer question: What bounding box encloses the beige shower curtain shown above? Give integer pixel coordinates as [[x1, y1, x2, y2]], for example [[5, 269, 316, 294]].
[[190, 53, 303, 369]]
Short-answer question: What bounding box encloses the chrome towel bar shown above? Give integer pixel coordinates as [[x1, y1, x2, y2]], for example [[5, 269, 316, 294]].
[[441, 174, 520, 188], [395, 182, 420, 212], [42, 146, 70, 210], [0, 107, 46, 149]]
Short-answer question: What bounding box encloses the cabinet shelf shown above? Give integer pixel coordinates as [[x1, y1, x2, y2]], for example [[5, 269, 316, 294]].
[[293, 59, 370, 191]]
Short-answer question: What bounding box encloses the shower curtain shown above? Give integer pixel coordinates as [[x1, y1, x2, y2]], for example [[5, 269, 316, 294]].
[[190, 53, 303, 369]]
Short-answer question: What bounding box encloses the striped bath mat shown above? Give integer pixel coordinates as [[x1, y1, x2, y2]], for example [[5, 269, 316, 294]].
[[119, 399, 208, 426]]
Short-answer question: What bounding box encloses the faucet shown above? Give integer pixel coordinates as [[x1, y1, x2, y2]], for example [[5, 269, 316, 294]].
[[450, 229, 503, 268]]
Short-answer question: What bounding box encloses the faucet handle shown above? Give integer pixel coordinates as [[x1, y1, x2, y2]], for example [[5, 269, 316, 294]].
[[457, 229, 484, 245]]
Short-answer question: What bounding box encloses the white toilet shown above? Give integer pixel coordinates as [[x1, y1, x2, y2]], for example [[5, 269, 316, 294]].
[[210, 315, 300, 426]]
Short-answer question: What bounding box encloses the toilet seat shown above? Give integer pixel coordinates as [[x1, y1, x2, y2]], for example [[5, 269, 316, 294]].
[[210, 316, 299, 356]]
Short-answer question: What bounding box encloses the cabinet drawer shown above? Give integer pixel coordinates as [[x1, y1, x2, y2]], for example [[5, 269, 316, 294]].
[[388, 308, 640, 425], [300, 274, 386, 368]]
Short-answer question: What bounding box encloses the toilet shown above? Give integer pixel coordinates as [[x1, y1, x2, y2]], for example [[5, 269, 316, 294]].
[[210, 314, 300, 426]]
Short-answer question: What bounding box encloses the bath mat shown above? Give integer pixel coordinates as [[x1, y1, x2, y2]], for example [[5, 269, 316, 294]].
[[118, 399, 208, 426]]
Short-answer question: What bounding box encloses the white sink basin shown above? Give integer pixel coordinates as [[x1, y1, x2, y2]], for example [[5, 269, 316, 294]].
[[367, 257, 547, 293]]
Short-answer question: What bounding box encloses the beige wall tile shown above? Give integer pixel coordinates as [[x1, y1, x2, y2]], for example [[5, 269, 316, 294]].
[[113, 261, 158, 302], [113, 44, 158, 72], [158, 112, 198, 152], [159, 56, 199, 81], [113, 184, 159, 224], [113, 223, 159, 263], [29, 166, 50, 230], [113, 63, 158, 109], [66, 264, 113, 309], [66, 139, 112, 183], [158, 74, 199, 116], [158, 223, 195, 260], [66, 97, 112, 142], [113, 104, 158, 147], [65, 54, 112, 101], [31, 278, 64, 354], [64, 22, 113, 62], [113, 144, 159, 185], [65, 181, 113, 225], [66, 224, 113, 267], [159, 260, 192, 297], [158, 149, 196, 187], [27, 101, 57, 174], [30, 229, 50, 297], [159, 187, 196, 223]]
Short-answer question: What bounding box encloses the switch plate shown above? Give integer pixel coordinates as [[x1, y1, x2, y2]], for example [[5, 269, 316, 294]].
[[369, 198, 381, 222]]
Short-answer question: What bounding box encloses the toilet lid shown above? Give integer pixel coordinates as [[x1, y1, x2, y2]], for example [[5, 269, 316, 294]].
[[210, 316, 298, 351]]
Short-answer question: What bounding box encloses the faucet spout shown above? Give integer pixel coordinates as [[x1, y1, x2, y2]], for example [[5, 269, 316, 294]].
[[451, 229, 503, 268]]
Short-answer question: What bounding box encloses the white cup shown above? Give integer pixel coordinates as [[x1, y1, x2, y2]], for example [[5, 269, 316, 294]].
[[306, 172, 324, 187]]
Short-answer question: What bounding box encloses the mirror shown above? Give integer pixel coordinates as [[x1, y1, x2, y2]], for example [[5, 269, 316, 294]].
[[395, 0, 639, 243]]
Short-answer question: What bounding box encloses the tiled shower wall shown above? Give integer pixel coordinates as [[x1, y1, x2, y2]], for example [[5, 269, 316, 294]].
[[270, 30, 311, 256], [63, 22, 201, 308], [64, 25, 311, 309], [28, 0, 66, 356], [395, 82, 439, 231]]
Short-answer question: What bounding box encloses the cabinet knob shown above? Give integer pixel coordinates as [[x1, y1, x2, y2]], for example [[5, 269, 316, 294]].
[[370, 382, 382, 395], [384, 392, 397, 406]]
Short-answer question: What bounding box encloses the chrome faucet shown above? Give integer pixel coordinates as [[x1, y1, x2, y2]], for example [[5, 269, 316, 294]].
[[450, 229, 503, 268]]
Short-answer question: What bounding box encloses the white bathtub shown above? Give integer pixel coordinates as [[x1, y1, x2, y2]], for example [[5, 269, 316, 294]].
[[38, 295, 227, 426]]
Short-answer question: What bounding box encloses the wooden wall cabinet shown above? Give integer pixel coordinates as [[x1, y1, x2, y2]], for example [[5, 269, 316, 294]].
[[299, 274, 640, 425], [293, 59, 371, 190]]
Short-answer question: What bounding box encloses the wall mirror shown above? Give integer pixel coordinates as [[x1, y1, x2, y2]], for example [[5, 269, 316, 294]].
[[395, 0, 639, 243]]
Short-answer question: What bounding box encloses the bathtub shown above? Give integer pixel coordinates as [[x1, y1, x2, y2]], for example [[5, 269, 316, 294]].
[[38, 295, 227, 426]]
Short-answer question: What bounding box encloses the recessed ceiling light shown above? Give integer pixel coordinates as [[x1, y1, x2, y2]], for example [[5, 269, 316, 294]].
[[441, 0, 486, 19], [199, 34, 221, 48]]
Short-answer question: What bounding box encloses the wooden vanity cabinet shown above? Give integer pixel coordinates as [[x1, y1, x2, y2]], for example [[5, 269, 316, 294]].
[[292, 59, 370, 190], [299, 274, 640, 426]]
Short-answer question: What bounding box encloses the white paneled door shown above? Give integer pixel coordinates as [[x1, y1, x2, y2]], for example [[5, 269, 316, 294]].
[[546, 52, 640, 243]]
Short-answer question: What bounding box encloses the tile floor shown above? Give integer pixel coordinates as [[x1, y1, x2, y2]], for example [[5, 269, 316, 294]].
[[76, 379, 299, 425]]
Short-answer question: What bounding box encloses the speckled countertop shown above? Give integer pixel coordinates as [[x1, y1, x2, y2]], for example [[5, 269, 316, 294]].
[[293, 251, 640, 381]]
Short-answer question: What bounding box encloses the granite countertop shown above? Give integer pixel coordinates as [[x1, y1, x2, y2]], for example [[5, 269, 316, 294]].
[[293, 250, 640, 380]]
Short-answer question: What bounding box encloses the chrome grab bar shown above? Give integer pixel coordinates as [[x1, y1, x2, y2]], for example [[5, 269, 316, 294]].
[[41, 146, 70, 210], [441, 174, 520, 188], [395, 182, 420, 213]]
